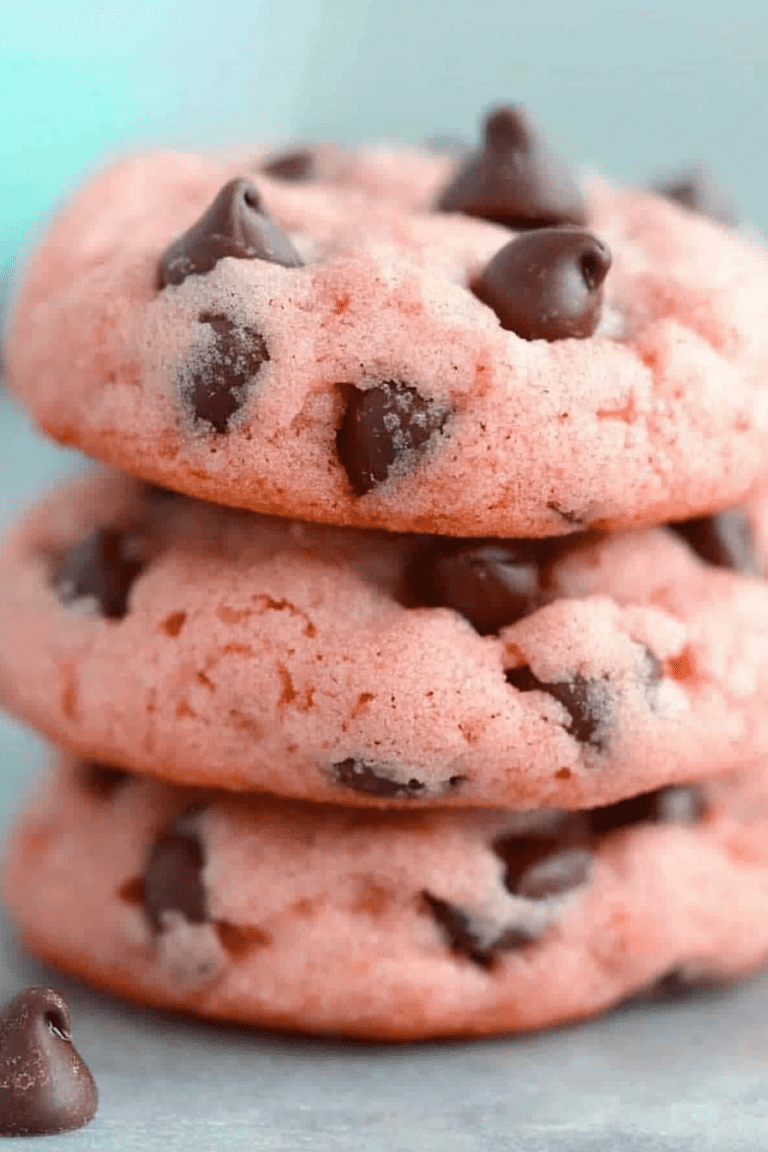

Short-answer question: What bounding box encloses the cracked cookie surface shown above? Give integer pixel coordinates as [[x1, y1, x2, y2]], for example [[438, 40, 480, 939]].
[[3, 472, 768, 808], [5, 139, 768, 537], [5, 752, 768, 1040]]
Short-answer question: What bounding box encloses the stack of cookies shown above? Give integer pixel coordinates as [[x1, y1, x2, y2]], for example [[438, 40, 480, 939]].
[[3, 107, 768, 1040]]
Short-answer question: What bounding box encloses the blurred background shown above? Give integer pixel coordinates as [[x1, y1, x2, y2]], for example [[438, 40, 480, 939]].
[[2, 0, 768, 317]]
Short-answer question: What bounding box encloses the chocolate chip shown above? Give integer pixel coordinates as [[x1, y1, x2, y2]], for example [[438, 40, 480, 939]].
[[143, 823, 207, 933], [421, 893, 494, 967], [158, 178, 302, 288], [330, 758, 465, 799], [143, 482, 178, 504], [79, 761, 130, 798], [505, 665, 611, 747], [589, 785, 706, 836], [0, 988, 98, 1136], [494, 832, 592, 899], [473, 227, 611, 340], [655, 166, 737, 227], [52, 527, 146, 619], [187, 311, 270, 432], [670, 511, 759, 576], [405, 539, 553, 634], [437, 105, 587, 229], [261, 149, 315, 182], [336, 381, 449, 495], [647, 967, 730, 999]]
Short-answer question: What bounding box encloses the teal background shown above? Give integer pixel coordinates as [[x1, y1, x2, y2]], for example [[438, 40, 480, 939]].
[[2, 0, 767, 302]]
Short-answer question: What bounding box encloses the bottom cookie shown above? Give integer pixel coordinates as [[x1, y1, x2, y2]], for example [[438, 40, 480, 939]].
[[5, 754, 768, 1041]]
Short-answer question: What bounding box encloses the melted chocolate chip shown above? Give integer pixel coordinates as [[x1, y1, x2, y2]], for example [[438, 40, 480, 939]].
[[655, 166, 737, 227], [187, 311, 270, 432], [437, 105, 587, 229], [424, 827, 591, 967], [79, 761, 130, 798], [405, 539, 553, 634], [336, 381, 449, 495], [143, 482, 178, 504], [670, 511, 759, 575], [261, 149, 315, 182], [589, 784, 706, 837], [53, 527, 146, 619], [494, 832, 592, 899], [0, 988, 98, 1136], [421, 893, 494, 967], [158, 178, 302, 288], [330, 758, 465, 799], [473, 227, 611, 340], [647, 967, 730, 999], [143, 823, 207, 932], [505, 665, 611, 747]]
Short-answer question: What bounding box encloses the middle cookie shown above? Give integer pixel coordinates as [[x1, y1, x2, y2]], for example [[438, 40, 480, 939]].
[[1, 471, 768, 810]]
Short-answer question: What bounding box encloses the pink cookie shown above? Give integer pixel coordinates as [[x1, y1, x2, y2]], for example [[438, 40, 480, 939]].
[[6, 109, 768, 538], [5, 752, 768, 1040], [2, 471, 768, 809]]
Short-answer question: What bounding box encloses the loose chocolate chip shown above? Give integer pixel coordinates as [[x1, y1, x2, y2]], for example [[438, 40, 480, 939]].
[[437, 105, 587, 229], [79, 761, 130, 798], [421, 893, 495, 967], [336, 381, 449, 495], [505, 665, 611, 747], [405, 539, 553, 634], [187, 311, 269, 432], [143, 822, 207, 933], [158, 178, 302, 288], [473, 227, 611, 340], [494, 833, 592, 899], [261, 149, 315, 182], [589, 784, 706, 837], [0, 987, 98, 1136], [655, 166, 737, 227], [53, 527, 146, 619], [330, 758, 465, 799], [670, 511, 759, 576]]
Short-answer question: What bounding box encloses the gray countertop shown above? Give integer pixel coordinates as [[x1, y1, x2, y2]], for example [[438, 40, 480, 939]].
[[2, 391, 768, 1149]]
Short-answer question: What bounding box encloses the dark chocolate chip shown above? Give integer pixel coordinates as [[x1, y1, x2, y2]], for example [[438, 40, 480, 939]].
[[336, 381, 449, 496], [670, 511, 759, 576], [261, 149, 315, 182], [421, 893, 495, 967], [494, 833, 592, 899], [505, 665, 611, 747], [143, 482, 178, 504], [589, 784, 706, 837], [0, 987, 98, 1136], [79, 761, 130, 798], [473, 227, 611, 341], [143, 822, 208, 933], [52, 527, 146, 619], [437, 105, 587, 229], [330, 758, 465, 799], [646, 967, 731, 999], [158, 178, 302, 288], [655, 166, 737, 227], [405, 539, 553, 634], [187, 311, 270, 432]]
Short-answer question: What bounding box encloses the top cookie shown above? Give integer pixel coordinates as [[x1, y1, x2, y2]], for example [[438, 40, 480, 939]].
[[6, 107, 768, 537]]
